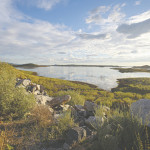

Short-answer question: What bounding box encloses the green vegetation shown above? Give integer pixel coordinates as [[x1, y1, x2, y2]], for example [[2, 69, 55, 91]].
[[1, 62, 150, 149], [0, 62, 36, 120], [54, 91, 85, 106], [113, 67, 150, 73], [112, 78, 150, 94], [93, 111, 150, 150]]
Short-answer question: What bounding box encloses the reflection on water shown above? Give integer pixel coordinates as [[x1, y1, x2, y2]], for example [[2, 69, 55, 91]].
[[18, 66, 150, 91]]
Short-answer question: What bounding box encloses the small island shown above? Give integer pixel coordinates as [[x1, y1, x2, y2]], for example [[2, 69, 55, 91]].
[[112, 65, 150, 73], [11, 63, 50, 69]]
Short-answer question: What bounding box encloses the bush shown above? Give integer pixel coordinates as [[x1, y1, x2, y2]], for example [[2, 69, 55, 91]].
[[29, 105, 53, 127], [95, 111, 150, 150], [55, 91, 85, 106], [50, 110, 76, 138], [0, 62, 35, 120]]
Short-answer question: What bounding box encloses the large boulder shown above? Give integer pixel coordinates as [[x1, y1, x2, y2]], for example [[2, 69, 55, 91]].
[[47, 95, 71, 107], [130, 99, 150, 127], [66, 127, 86, 145]]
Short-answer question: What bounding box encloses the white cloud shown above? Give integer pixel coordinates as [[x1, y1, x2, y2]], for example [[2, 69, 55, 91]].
[[36, 0, 62, 10], [18, 0, 64, 11], [0, 1, 150, 65], [135, 1, 141, 5], [85, 4, 126, 28], [128, 10, 150, 23]]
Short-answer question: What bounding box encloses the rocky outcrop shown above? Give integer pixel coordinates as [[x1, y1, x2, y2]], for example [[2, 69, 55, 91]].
[[15, 78, 111, 150], [130, 99, 150, 127]]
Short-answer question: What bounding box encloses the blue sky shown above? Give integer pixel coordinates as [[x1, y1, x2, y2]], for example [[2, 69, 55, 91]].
[[0, 0, 150, 65]]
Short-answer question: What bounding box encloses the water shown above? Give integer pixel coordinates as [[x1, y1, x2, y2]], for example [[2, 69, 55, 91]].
[[18, 66, 150, 91]]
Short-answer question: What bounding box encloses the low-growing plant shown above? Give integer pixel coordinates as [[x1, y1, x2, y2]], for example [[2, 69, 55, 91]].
[[55, 90, 85, 106], [0, 127, 15, 150], [50, 110, 76, 138], [27, 105, 53, 127], [95, 111, 150, 150]]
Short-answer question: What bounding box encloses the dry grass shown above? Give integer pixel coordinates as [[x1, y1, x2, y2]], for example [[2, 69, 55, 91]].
[[27, 105, 53, 127]]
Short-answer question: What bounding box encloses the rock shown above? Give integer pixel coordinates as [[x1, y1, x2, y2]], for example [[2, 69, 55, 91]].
[[49, 107, 54, 114], [63, 143, 71, 150], [35, 95, 53, 105], [104, 134, 119, 150], [33, 90, 41, 95], [84, 101, 98, 112], [130, 99, 150, 127], [85, 116, 104, 129], [36, 84, 41, 91], [78, 109, 87, 118], [60, 104, 70, 112], [74, 105, 84, 111], [74, 105, 87, 117], [66, 127, 86, 145], [47, 95, 71, 107], [103, 106, 110, 112], [70, 106, 78, 118], [16, 79, 31, 87], [81, 126, 93, 137], [30, 85, 37, 93], [40, 85, 45, 93]]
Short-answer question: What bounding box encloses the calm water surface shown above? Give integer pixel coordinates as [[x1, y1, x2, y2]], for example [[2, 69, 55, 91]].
[[18, 66, 150, 91]]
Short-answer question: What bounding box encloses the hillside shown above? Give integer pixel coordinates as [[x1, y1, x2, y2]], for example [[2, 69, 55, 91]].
[[0, 62, 150, 150]]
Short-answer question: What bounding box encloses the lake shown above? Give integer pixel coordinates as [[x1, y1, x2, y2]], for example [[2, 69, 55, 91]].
[[18, 66, 150, 91]]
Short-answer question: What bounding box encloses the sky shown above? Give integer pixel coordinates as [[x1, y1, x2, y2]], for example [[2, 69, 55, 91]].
[[0, 0, 150, 65]]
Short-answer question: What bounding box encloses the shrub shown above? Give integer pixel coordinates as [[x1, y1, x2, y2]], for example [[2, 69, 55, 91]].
[[50, 110, 76, 138], [95, 111, 150, 150], [0, 62, 35, 120], [28, 105, 53, 127], [55, 91, 85, 106]]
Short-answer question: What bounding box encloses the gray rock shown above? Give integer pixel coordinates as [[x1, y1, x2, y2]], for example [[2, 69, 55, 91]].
[[130, 99, 150, 127], [54, 114, 63, 120], [74, 105, 84, 111], [81, 126, 93, 137], [35, 95, 53, 105], [16, 79, 31, 87], [40, 85, 45, 93], [84, 101, 98, 112], [30, 85, 37, 93], [47, 95, 71, 107], [63, 143, 71, 150], [66, 127, 86, 145], [85, 116, 104, 129]]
